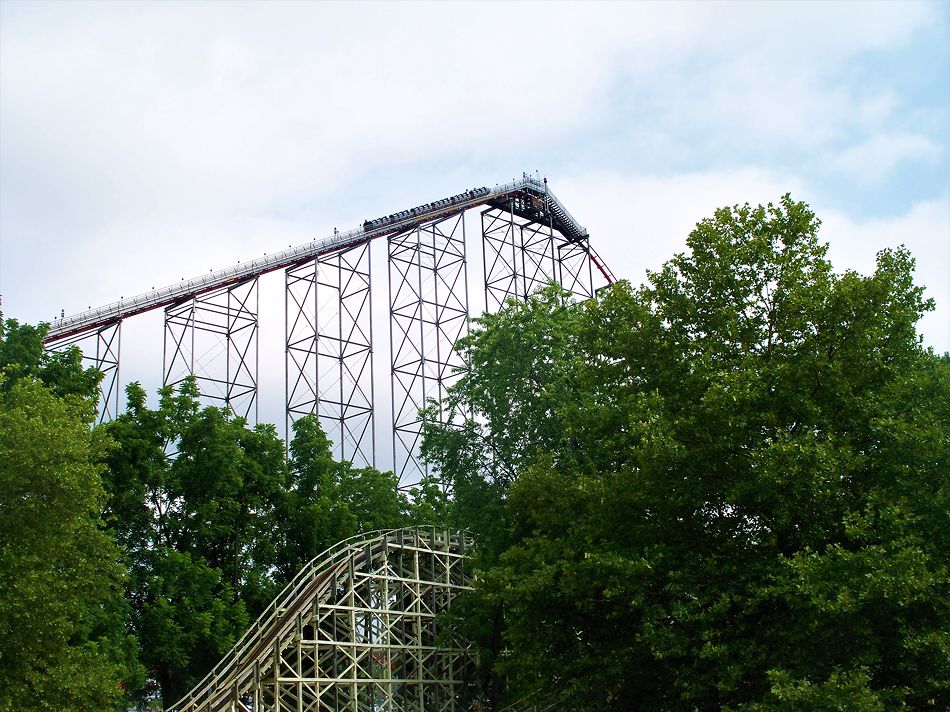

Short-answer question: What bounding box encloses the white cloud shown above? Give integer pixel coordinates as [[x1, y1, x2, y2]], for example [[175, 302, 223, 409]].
[[2, 2, 627, 216], [558, 167, 807, 281], [827, 133, 944, 185], [596, 1, 938, 158], [1, 0, 938, 232]]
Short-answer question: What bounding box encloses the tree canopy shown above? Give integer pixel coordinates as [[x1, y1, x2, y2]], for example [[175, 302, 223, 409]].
[[422, 195, 949, 710], [0, 318, 142, 712], [0, 316, 442, 709], [2, 194, 946, 711], [102, 380, 439, 706]]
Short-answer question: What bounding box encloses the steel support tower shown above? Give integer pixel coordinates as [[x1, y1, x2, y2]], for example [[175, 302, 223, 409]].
[[163, 278, 259, 421], [46, 319, 122, 424], [286, 241, 375, 467], [482, 198, 594, 311], [388, 213, 470, 485], [42, 176, 615, 484]]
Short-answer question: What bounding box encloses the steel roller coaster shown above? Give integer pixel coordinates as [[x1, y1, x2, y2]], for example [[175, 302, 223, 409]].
[[43, 175, 615, 489]]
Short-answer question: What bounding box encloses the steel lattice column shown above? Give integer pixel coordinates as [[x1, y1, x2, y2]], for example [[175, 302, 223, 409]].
[[555, 234, 596, 300], [46, 320, 122, 424], [286, 241, 374, 467], [388, 214, 469, 488], [163, 278, 258, 421], [482, 204, 594, 310]]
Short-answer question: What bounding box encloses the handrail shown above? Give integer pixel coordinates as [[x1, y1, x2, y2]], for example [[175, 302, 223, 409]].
[[43, 176, 589, 343]]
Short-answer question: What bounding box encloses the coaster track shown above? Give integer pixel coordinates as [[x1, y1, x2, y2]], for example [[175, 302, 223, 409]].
[[41, 175, 615, 483], [44, 176, 599, 343]]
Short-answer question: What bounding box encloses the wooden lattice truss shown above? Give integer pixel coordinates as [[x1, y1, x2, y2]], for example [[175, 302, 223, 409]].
[[169, 528, 475, 712]]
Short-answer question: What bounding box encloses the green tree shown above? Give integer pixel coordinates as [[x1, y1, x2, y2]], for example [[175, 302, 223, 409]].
[[274, 415, 355, 579], [0, 318, 101, 403], [403, 473, 454, 527], [103, 380, 289, 705], [424, 196, 949, 710], [0, 319, 142, 712], [276, 414, 417, 578], [105, 396, 418, 706]]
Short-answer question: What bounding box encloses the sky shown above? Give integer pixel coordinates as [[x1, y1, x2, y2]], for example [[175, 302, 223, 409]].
[[1, 0, 948, 446]]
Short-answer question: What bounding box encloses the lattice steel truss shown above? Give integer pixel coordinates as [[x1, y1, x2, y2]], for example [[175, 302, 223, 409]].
[[482, 203, 593, 312], [388, 214, 469, 488], [164, 278, 258, 421], [44, 176, 613, 485], [168, 527, 474, 712], [46, 319, 122, 424], [286, 242, 375, 467]]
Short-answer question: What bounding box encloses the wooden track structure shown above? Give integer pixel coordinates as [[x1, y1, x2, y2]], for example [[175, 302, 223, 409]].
[[168, 528, 474, 712]]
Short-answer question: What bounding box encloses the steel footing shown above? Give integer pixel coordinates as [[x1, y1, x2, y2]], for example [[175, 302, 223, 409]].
[[286, 241, 375, 467], [388, 214, 469, 488], [163, 278, 259, 421], [45, 319, 122, 423]]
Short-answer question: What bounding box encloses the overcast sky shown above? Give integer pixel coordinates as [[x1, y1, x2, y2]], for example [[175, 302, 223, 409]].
[[1, 1, 948, 434]]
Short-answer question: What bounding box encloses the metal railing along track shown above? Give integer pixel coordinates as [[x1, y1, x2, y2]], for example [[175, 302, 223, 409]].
[[44, 177, 591, 343]]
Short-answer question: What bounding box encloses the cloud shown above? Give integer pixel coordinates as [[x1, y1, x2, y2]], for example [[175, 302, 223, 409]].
[[2, 2, 625, 216], [827, 133, 944, 186], [1, 0, 939, 229], [557, 167, 807, 281], [593, 1, 939, 163]]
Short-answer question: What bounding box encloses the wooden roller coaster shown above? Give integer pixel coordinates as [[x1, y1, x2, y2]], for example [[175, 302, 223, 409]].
[[168, 527, 474, 712]]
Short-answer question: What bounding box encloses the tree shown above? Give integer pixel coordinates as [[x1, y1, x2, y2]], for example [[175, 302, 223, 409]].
[[0, 315, 459, 709], [105, 396, 422, 706], [0, 319, 142, 712], [276, 414, 421, 578], [423, 196, 949, 709], [274, 415, 355, 579], [103, 380, 289, 705], [0, 318, 101, 404]]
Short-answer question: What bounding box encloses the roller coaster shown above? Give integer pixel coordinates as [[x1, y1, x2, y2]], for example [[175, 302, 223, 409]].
[[45, 176, 610, 342], [43, 175, 616, 489], [167, 528, 473, 712], [41, 176, 614, 708]]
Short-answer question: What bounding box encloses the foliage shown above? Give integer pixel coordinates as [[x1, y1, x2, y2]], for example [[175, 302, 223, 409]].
[[102, 380, 286, 705], [104, 389, 431, 706], [423, 196, 949, 709], [0, 319, 142, 712], [276, 414, 413, 578], [0, 318, 101, 404]]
